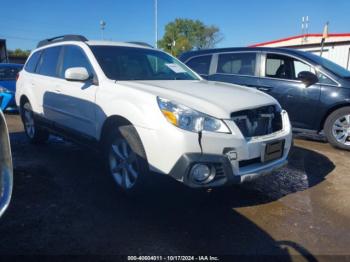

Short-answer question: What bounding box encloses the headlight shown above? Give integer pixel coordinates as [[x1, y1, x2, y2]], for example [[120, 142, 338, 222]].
[[157, 97, 231, 133]]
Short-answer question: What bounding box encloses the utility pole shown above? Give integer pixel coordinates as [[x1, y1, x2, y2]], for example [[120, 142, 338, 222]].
[[100, 20, 106, 40], [320, 22, 329, 57], [155, 0, 158, 48], [301, 16, 309, 44]]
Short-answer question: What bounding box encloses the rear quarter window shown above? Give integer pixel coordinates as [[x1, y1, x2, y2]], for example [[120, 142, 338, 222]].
[[24, 51, 41, 73]]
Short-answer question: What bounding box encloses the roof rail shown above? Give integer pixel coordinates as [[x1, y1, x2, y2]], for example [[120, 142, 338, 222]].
[[127, 42, 154, 48], [37, 35, 88, 48]]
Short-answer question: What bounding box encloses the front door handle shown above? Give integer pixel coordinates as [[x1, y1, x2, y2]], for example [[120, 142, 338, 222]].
[[257, 86, 272, 92], [242, 84, 259, 88], [242, 84, 272, 92]]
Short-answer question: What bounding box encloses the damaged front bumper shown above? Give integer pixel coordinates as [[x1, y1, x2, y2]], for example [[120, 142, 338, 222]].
[[168, 151, 288, 188], [137, 109, 292, 188]]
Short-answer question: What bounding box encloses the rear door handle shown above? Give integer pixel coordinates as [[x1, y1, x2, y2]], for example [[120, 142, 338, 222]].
[[54, 85, 62, 93]]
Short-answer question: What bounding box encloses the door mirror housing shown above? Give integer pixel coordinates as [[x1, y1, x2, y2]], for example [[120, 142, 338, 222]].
[[298, 71, 318, 87], [65, 67, 90, 81], [0, 110, 13, 217]]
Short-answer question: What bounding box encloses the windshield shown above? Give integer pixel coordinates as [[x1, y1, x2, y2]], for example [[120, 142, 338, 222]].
[[304, 52, 350, 78], [90, 46, 200, 81], [0, 66, 22, 81]]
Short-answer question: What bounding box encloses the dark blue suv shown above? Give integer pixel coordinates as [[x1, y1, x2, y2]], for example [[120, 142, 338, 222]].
[[180, 47, 350, 150]]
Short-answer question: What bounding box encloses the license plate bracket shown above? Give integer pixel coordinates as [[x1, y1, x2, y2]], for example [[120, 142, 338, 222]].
[[262, 140, 284, 163]]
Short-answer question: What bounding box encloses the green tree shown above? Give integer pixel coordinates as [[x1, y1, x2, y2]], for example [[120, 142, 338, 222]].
[[8, 48, 31, 57], [158, 18, 223, 56]]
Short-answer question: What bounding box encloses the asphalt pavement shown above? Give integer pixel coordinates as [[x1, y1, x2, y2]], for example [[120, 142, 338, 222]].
[[0, 114, 349, 261]]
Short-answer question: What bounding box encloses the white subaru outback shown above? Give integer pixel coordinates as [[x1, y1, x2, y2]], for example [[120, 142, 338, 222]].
[[16, 35, 292, 193]]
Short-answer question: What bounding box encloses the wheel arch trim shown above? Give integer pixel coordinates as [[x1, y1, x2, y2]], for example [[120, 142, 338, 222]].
[[320, 103, 350, 131]]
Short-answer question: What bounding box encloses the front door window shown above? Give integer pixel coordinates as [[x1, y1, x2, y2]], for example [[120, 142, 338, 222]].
[[265, 54, 315, 80]]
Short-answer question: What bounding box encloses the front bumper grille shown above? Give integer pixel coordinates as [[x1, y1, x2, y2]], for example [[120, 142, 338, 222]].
[[231, 105, 283, 138], [239, 157, 261, 168]]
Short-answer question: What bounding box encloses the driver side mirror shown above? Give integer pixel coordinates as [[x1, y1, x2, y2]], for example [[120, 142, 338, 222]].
[[65, 67, 90, 82], [0, 110, 13, 217], [298, 71, 318, 87]]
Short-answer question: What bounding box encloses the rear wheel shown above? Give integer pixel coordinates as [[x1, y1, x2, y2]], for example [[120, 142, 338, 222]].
[[104, 123, 149, 194], [324, 107, 350, 151], [21, 102, 49, 144]]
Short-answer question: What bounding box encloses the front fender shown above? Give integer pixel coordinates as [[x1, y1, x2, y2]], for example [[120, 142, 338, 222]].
[[96, 95, 161, 140]]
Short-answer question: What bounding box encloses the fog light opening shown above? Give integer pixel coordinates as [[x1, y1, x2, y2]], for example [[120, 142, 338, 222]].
[[190, 163, 216, 184]]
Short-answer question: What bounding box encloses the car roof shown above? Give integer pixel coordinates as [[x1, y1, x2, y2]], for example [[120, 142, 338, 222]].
[[179, 47, 310, 61], [86, 40, 153, 49], [0, 63, 23, 68], [34, 40, 153, 51], [35, 35, 154, 50]]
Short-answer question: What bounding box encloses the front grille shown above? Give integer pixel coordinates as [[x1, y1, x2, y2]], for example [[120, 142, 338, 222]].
[[231, 105, 282, 138]]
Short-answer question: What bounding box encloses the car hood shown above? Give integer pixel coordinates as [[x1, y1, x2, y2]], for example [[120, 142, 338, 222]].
[[120, 80, 278, 119]]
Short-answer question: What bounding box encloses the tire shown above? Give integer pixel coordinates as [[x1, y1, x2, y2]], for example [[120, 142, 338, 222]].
[[324, 106, 350, 151], [20, 102, 49, 144], [103, 123, 150, 195]]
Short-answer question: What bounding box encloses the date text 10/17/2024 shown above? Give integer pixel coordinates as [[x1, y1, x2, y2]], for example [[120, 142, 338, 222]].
[[127, 256, 220, 261]]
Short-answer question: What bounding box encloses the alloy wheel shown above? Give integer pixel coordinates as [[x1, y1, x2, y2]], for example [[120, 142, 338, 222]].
[[109, 138, 139, 190], [23, 105, 35, 139], [332, 114, 350, 146]]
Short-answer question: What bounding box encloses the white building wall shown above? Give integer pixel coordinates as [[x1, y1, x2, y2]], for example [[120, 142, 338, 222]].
[[252, 34, 350, 70], [298, 44, 350, 70]]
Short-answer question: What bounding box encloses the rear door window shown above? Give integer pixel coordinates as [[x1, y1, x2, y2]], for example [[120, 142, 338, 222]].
[[186, 55, 211, 75], [36, 46, 62, 77], [217, 52, 257, 76]]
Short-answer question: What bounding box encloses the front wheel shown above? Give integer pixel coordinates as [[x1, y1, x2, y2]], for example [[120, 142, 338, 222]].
[[21, 102, 49, 144], [324, 107, 350, 151], [104, 124, 150, 194]]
